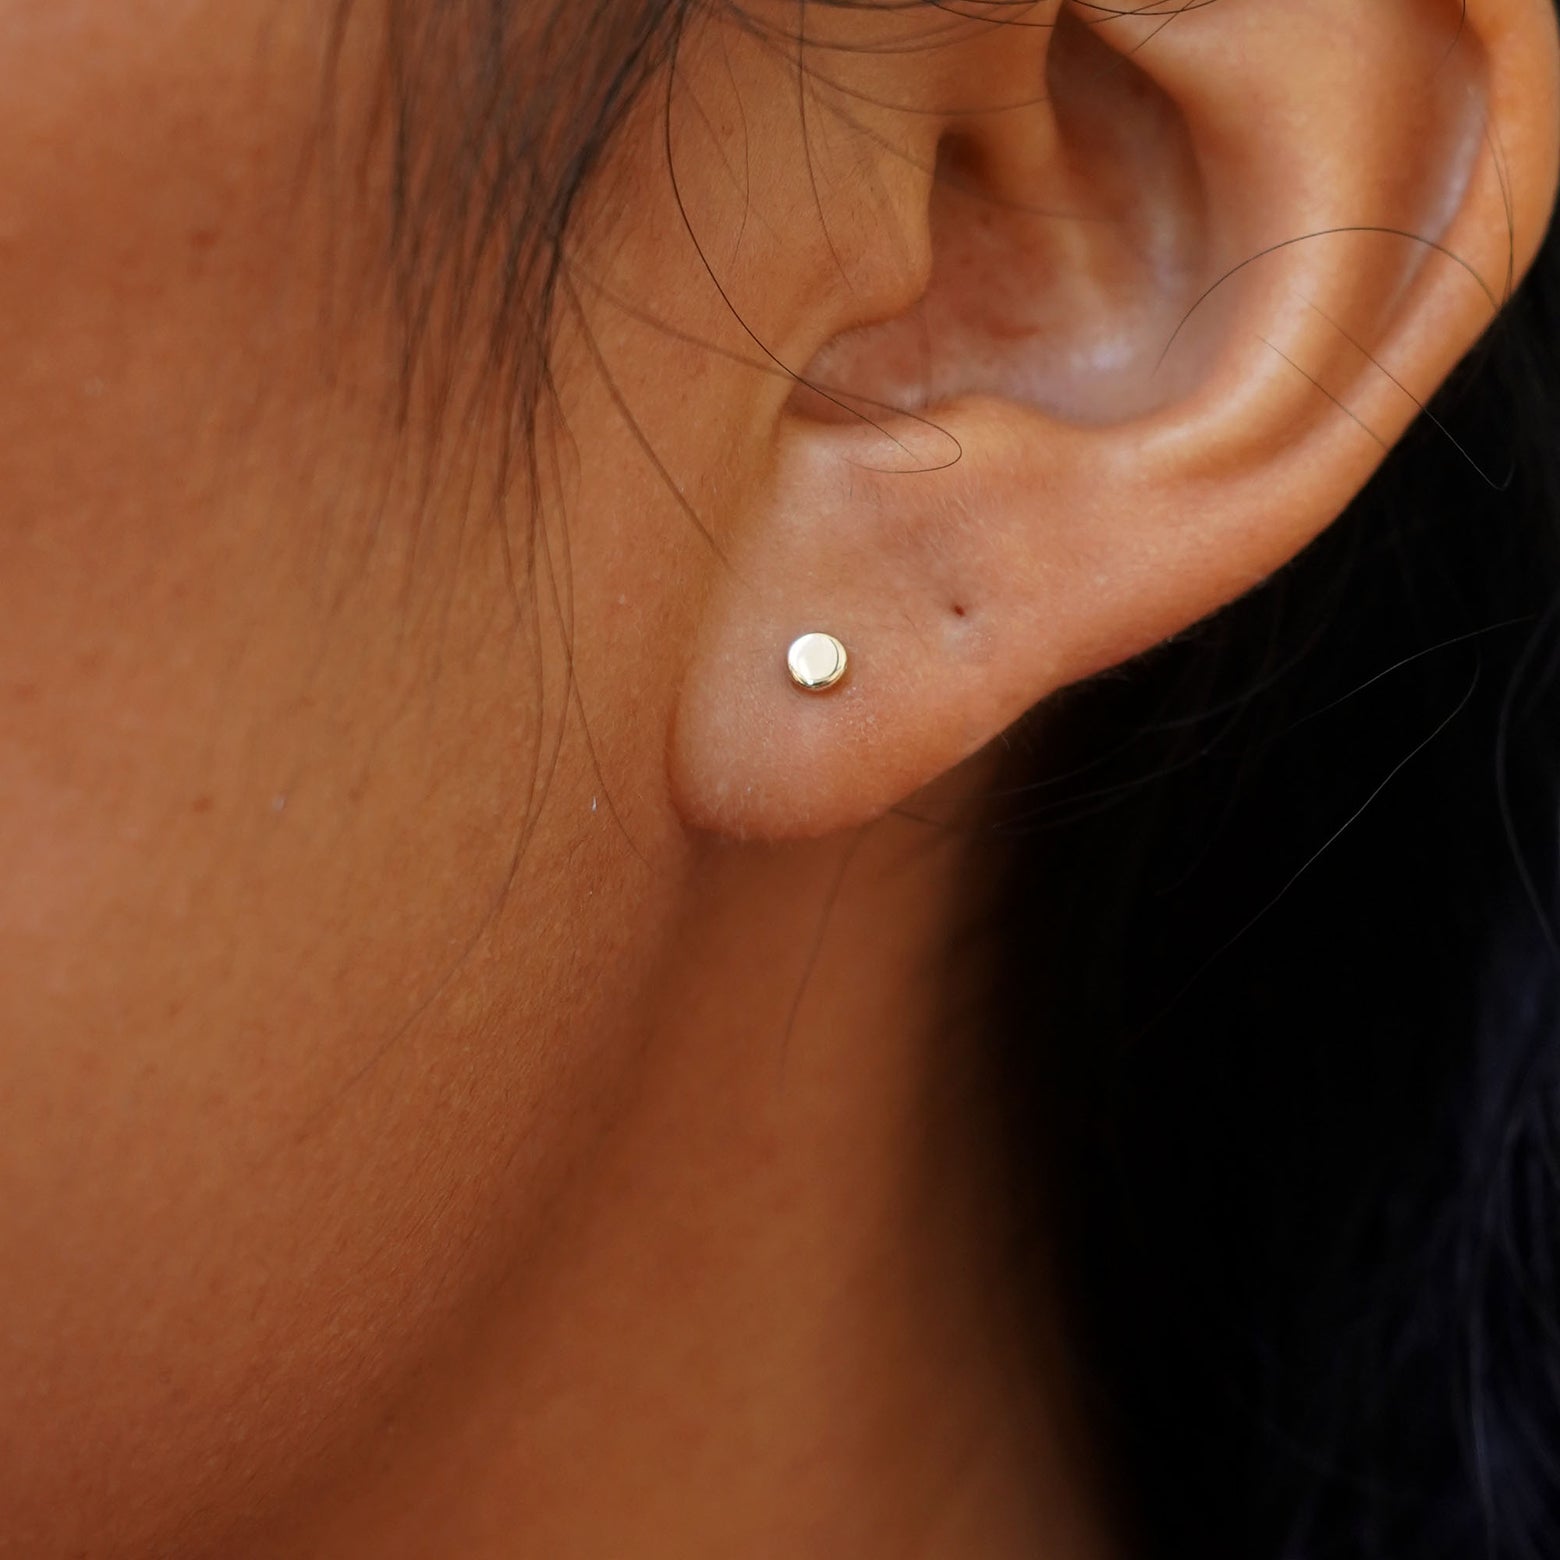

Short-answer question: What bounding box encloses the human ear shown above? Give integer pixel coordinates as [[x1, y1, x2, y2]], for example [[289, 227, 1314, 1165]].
[[664, 0, 1560, 841]]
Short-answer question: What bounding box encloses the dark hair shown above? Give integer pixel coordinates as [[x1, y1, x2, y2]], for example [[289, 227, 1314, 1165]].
[[994, 209, 1560, 1558], [354, 3, 1560, 1554]]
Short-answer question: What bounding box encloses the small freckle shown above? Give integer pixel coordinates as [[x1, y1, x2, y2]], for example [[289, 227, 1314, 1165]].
[[190, 795, 214, 815], [950, 603, 967, 617]]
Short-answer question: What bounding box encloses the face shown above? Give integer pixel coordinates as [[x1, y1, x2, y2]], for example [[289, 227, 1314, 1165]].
[[0, 2, 700, 1549], [0, 0, 977, 1541], [9, 0, 1552, 1548]]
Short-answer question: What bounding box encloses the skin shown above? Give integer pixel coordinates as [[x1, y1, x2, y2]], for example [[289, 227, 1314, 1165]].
[[0, 0, 1555, 1555]]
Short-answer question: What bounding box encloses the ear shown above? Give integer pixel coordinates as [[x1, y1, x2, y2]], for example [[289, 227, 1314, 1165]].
[[668, 0, 1560, 840]]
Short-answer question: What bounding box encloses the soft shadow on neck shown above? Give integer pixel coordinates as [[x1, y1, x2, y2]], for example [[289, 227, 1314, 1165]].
[[255, 760, 1126, 1560]]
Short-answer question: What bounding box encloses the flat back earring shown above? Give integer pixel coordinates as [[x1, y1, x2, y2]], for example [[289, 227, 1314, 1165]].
[[787, 631, 848, 692]]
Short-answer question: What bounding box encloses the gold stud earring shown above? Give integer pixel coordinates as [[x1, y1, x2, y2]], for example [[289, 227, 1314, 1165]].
[[786, 631, 848, 692]]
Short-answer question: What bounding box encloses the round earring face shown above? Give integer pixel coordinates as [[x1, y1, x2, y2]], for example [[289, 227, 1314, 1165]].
[[786, 632, 848, 692]]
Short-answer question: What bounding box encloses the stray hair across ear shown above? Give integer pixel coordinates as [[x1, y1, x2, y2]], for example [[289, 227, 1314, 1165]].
[[664, 0, 1559, 839]]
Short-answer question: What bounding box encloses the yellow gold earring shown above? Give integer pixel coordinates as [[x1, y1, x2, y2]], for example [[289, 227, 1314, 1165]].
[[786, 632, 848, 692]]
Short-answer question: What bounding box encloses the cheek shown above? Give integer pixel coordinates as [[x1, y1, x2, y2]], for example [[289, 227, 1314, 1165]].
[[0, 704, 671, 1557], [0, 4, 682, 1552]]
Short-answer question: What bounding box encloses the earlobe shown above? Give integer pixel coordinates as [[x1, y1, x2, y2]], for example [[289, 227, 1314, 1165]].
[[668, 0, 1560, 842]]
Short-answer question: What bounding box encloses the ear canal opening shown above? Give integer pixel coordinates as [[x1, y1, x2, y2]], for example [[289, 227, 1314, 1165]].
[[785, 8, 1210, 430]]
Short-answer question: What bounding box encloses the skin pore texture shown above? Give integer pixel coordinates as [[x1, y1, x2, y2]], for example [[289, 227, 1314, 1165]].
[[0, 0, 1557, 1556]]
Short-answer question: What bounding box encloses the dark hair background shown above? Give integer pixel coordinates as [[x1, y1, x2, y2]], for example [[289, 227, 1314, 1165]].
[[1001, 202, 1560, 1556], [350, 1, 1560, 1554]]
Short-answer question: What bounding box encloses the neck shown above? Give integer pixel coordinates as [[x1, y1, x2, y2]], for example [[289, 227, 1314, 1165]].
[[264, 786, 1121, 1559]]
